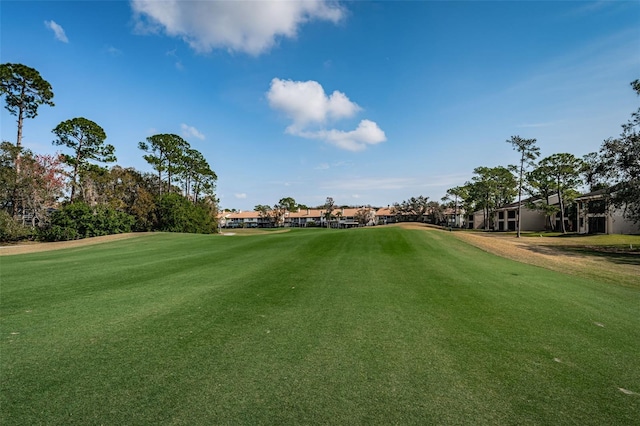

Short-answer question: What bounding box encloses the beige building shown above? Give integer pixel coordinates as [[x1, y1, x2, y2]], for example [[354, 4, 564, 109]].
[[221, 207, 384, 229], [575, 189, 640, 235], [467, 194, 569, 232]]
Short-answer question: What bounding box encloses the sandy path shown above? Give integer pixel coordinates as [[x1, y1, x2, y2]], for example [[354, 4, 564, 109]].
[[0, 233, 142, 256]]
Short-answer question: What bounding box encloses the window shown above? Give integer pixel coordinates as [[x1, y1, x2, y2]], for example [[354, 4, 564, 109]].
[[508, 211, 516, 219], [587, 200, 606, 214], [498, 212, 504, 219]]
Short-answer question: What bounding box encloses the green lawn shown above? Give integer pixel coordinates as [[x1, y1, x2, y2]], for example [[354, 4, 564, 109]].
[[1, 227, 639, 424]]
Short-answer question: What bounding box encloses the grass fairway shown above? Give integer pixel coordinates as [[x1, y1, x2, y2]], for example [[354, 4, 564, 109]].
[[1, 227, 639, 424]]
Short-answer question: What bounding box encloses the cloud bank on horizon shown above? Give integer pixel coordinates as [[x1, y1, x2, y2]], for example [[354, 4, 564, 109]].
[[130, 0, 344, 55], [267, 78, 387, 151]]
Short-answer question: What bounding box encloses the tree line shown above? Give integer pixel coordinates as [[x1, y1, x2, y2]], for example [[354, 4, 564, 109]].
[[1, 63, 219, 242]]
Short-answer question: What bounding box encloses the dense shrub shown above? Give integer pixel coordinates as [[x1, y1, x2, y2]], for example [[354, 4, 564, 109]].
[[39, 202, 134, 241], [92, 205, 135, 236], [153, 193, 217, 234], [0, 210, 37, 242]]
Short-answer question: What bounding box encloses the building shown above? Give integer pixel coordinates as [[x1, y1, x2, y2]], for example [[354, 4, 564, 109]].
[[467, 194, 575, 232], [493, 195, 562, 232], [374, 207, 396, 225], [220, 207, 383, 229], [575, 189, 640, 234]]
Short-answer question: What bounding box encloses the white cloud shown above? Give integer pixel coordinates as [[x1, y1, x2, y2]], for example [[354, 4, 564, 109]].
[[235, 193, 247, 199], [267, 78, 385, 151], [131, 0, 344, 55], [181, 123, 205, 140], [267, 78, 360, 131], [44, 20, 68, 43], [297, 119, 386, 152], [165, 49, 184, 70], [106, 46, 123, 56]]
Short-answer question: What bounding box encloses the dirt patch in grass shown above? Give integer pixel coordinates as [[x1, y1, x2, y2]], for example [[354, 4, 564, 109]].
[[0, 233, 143, 256], [450, 231, 640, 287]]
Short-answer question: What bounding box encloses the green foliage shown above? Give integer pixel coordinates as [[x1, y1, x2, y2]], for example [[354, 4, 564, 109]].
[[139, 134, 217, 202], [324, 197, 335, 228], [254, 204, 270, 214], [277, 197, 296, 212], [507, 135, 540, 236], [443, 186, 467, 227], [92, 205, 136, 236], [0, 141, 20, 213], [0, 210, 36, 241], [181, 147, 217, 202], [392, 195, 430, 222], [153, 193, 217, 233], [40, 202, 134, 241], [537, 153, 584, 233], [40, 202, 92, 241], [0, 63, 54, 118], [590, 79, 640, 223], [460, 166, 517, 229], [52, 117, 116, 201], [526, 164, 560, 230], [0, 63, 54, 148], [138, 134, 188, 195]]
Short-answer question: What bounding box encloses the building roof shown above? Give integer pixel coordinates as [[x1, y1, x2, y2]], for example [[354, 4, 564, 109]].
[[574, 188, 610, 200]]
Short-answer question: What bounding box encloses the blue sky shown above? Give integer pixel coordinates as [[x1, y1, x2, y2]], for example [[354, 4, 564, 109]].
[[2, 1, 639, 210]]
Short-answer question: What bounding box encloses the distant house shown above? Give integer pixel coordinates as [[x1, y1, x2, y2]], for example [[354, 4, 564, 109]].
[[286, 208, 323, 227], [221, 206, 398, 229], [443, 207, 465, 228], [575, 189, 640, 235], [374, 207, 396, 225], [223, 211, 263, 228]]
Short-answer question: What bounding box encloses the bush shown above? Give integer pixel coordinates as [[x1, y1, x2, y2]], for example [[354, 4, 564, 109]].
[[40, 225, 78, 242], [0, 210, 37, 242], [39, 202, 135, 241], [93, 205, 136, 236], [153, 193, 217, 234]]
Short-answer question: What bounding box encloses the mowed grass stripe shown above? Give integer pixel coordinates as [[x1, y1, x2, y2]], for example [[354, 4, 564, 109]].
[[1, 228, 639, 425]]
